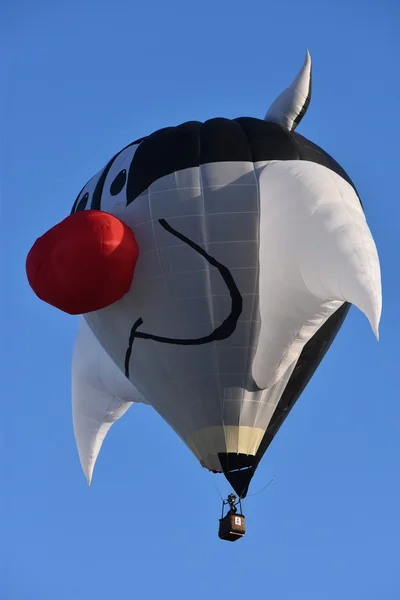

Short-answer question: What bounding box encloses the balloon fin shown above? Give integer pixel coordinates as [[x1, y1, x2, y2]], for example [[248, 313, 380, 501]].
[[72, 317, 146, 485], [264, 50, 312, 131]]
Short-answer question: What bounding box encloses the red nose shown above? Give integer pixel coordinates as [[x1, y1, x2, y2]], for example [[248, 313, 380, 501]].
[[26, 210, 139, 314]]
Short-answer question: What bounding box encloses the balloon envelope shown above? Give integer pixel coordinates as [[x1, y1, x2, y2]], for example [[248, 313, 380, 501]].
[[27, 53, 382, 497]]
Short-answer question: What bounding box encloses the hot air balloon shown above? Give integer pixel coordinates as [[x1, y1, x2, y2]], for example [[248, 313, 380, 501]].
[[26, 51, 382, 541]]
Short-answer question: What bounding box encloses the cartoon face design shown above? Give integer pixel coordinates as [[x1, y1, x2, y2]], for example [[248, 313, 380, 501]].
[[71, 117, 359, 362], [27, 52, 382, 497]]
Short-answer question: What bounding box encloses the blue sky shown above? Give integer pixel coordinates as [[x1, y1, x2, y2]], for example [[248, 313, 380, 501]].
[[2, 0, 399, 598]]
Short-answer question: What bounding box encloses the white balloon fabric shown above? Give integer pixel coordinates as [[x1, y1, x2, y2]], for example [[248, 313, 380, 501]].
[[72, 317, 146, 484], [27, 52, 382, 496], [253, 159, 381, 390]]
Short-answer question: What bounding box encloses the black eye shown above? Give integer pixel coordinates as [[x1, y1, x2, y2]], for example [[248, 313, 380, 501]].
[[110, 169, 127, 196], [76, 192, 89, 212]]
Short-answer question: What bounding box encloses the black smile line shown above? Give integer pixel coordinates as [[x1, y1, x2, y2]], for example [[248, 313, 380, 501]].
[[124, 218, 243, 378]]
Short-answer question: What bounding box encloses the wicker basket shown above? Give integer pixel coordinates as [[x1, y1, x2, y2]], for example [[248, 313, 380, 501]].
[[218, 513, 246, 542]]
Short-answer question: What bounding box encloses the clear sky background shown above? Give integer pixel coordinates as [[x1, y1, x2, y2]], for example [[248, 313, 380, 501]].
[[2, 1, 400, 598]]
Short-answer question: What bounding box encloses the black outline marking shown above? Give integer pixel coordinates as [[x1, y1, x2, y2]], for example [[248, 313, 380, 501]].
[[124, 218, 243, 378], [76, 192, 89, 212], [90, 138, 148, 210], [124, 318, 143, 379], [70, 185, 85, 214]]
